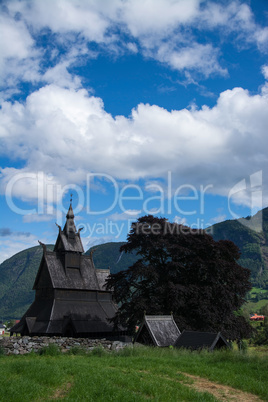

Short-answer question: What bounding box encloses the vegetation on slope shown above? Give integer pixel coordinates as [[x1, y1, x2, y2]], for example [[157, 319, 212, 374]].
[[85, 241, 137, 274], [0, 245, 53, 319], [208, 207, 268, 288]]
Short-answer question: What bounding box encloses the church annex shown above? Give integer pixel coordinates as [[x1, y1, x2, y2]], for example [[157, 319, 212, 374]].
[[11, 202, 127, 339]]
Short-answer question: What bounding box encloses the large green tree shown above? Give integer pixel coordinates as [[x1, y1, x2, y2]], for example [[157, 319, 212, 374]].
[[107, 215, 253, 340]]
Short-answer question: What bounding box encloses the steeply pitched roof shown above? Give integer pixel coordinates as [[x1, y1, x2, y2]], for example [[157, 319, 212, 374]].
[[34, 252, 101, 290], [175, 330, 229, 351], [134, 315, 181, 347], [55, 231, 84, 253]]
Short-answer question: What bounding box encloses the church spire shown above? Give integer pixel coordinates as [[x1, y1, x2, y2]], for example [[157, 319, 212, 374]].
[[64, 194, 77, 239], [54, 194, 84, 253]]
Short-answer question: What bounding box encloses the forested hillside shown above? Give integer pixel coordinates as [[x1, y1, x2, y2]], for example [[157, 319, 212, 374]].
[[208, 207, 268, 288], [85, 242, 137, 274], [0, 245, 54, 319]]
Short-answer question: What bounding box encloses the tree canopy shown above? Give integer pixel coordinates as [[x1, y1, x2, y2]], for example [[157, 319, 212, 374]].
[[106, 215, 253, 340]]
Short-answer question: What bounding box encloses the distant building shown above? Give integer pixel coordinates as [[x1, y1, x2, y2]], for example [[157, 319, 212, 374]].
[[11, 202, 127, 339], [250, 313, 265, 321], [134, 315, 181, 347], [175, 330, 229, 351], [0, 324, 5, 335]]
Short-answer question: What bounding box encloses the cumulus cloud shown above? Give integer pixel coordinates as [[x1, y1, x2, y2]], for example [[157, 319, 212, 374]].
[[1, 0, 267, 96], [0, 14, 34, 60], [0, 12, 41, 96], [0, 81, 267, 209], [154, 41, 227, 77]]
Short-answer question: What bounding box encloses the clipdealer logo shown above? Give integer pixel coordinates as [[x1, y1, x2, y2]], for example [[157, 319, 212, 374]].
[[4, 170, 263, 234]]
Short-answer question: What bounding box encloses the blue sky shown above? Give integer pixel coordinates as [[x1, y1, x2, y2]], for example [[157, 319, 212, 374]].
[[0, 0, 268, 263]]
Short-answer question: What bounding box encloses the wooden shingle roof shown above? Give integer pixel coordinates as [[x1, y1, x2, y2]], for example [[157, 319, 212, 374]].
[[134, 315, 181, 347], [175, 330, 229, 351], [33, 252, 102, 291]]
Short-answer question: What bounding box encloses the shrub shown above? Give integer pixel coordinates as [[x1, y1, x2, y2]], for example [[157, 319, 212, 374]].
[[38, 343, 60, 356], [68, 346, 87, 355], [90, 346, 107, 357]]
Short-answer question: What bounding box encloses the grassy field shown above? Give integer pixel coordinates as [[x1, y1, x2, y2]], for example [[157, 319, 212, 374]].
[[0, 346, 267, 401]]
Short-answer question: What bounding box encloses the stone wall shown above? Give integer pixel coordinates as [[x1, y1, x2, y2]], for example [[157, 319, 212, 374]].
[[0, 336, 131, 355]]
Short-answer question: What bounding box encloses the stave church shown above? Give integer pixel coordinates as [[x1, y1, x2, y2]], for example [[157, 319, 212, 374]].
[[11, 200, 127, 340]]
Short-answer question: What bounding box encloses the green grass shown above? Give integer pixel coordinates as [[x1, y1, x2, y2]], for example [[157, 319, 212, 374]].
[[0, 347, 267, 401]]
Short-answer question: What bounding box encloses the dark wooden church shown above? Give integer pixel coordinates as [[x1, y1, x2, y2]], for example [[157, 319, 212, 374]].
[[11, 202, 127, 339]]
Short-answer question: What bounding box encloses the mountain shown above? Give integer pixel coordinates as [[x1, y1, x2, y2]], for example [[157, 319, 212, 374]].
[[0, 245, 54, 320], [207, 207, 268, 288], [0, 207, 268, 319], [84, 242, 137, 274]]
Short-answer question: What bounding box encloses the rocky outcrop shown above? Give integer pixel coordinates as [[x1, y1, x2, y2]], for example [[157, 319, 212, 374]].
[[0, 336, 131, 355]]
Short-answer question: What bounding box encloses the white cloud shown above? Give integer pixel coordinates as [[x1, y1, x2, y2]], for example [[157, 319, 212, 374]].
[[155, 42, 227, 77], [42, 60, 82, 89], [0, 13, 41, 95], [109, 210, 141, 221], [23, 214, 55, 223], [118, 0, 200, 37], [262, 65, 268, 80], [0, 82, 267, 208], [209, 214, 227, 224], [0, 14, 34, 60], [82, 236, 114, 252], [0, 231, 38, 264], [8, 0, 111, 42], [1, 0, 267, 95], [255, 27, 268, 51]]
